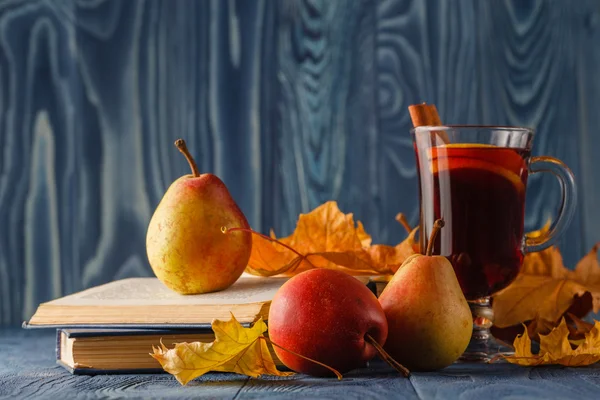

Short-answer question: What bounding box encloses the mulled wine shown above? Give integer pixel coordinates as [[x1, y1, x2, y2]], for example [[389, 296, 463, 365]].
[[416, 144, 530, 300]]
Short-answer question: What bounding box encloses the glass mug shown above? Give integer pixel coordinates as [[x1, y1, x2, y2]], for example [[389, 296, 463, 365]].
[[412, 125, 576, 361]]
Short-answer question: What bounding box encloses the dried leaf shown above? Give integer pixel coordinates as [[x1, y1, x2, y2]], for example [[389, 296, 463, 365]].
[[572, 244, 600, 311], [364, 228, 419, 273], [246, 201, 417, 277], [151, 315, 292, 385], [492, 308, 597, 345], [508, 324, 536, 365], [492, 243, 600, 329], [526, 318, 557, 341], [567, 312, 595, 338], [502, 318, 600, 367], [356, 221, 372, 248]]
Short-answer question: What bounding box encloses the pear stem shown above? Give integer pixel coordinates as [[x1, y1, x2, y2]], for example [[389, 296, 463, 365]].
[[395, 213, 412, 234], [425, 219, 445, 256], [224, 227, 318, 273], [262, 337, 343, 380], [365, 334, 410, 378], [175, 139, 200, 177]]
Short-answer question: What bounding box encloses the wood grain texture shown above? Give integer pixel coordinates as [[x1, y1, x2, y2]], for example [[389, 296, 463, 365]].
[[238, 372, 419, 399], [576, 0, 600, 254], [410, 363, 600, 399], [3, 329, 600, 399], [375, 0, 480, 240], [1, 0, 600, 326], [273, 0, 380, 236], [476, 0, 587, 267]]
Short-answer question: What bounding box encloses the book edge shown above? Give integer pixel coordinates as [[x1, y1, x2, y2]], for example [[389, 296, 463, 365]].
[[24, 322, 217, 330]]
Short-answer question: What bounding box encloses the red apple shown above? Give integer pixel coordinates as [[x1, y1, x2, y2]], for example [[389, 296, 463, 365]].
[[267, 269, 388, 376]]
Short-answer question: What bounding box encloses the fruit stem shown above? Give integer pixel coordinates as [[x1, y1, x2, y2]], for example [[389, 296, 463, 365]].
[[365, 334, 410, 378], [174, 139, 200, 177], [425, 219, 445, 257], [224, 227, 317, 273], [262, 337, 343, 380], [395, 213, 412, 234]]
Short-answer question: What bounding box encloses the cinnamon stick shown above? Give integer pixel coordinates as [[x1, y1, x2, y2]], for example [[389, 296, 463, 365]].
[[408, 102, 449, 144], [408, 103, 442, 127]]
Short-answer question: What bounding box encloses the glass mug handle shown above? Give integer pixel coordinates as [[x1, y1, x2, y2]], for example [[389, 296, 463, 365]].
[[522, 156, 577, 253]]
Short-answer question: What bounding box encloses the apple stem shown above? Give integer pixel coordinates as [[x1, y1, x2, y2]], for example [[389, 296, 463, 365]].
[[262, 337, 343, 380], [425, 219, 445, 257], [365, 334, 410, 378], [174, 139, 200, 177], [224, 227, 317, 273], [395, 213, 412, 234]]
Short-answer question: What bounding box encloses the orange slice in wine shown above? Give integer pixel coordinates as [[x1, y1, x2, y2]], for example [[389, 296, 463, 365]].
[[430, 158, 525, 194], [428, 143, 526, 174]]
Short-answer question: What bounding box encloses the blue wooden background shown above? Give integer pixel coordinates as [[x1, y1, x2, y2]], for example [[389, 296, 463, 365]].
[[1, 0, 599, 327]]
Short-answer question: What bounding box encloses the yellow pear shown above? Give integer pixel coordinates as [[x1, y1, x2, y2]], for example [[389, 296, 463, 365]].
[[146, 139, 252, 294], [378, 220, 472, 370]]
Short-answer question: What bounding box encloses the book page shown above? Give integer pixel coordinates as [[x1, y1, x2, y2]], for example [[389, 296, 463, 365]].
[[48, 275, 288, 306]]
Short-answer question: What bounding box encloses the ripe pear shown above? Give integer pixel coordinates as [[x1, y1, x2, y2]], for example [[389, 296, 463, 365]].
[[378, 220, 472, 371], [146, 139, 252, 295]]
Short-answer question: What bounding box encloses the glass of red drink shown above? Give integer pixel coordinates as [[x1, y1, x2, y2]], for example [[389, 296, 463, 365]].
[[412, 125, 576, 362]]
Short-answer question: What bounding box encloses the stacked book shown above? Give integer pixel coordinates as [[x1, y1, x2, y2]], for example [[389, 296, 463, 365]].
[[25, 274, 289, 374], [25, 274, 383, 374]]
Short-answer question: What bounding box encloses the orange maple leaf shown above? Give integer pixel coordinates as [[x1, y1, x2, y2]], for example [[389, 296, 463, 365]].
[[492, 242, 600, 329], [244, 201, 418, 277]]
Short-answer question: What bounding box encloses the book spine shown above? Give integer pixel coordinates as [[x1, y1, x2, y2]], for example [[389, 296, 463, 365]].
[[55, 329, 61, 361]]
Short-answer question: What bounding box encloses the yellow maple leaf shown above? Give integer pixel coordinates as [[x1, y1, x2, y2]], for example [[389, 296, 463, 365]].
[[151, 315, 293, 385], [245, 201, 418, 277], [503, 318, 600, 367], [492, 242, 600, 329]]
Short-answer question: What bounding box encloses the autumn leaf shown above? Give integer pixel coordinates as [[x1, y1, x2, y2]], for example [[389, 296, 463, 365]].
[[492, 243, 600, 329], [567, 312, 596, 343], [502, 318, 600, 367], [528, 313, 596, 345], [243, 201, 418, 277], [151, 314, 293, 385]]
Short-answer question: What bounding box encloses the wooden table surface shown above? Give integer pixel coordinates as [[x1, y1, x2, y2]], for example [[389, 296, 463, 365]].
[[2, 328, 600, 399]]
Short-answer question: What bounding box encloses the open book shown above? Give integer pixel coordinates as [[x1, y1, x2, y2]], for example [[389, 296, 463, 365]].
[[26, 275, 288, 328]]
